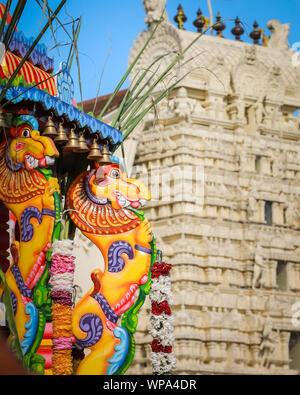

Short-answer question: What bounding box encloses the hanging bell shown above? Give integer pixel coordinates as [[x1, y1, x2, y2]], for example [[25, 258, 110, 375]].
[[75, 132, 89, 153], [55, 122, 68, 144], [43, 115, 58, 138], [97, 145, 112, 165], [87, 138, 102, 161], [0, 113, 8, 129], [63, 128, 80, 152]]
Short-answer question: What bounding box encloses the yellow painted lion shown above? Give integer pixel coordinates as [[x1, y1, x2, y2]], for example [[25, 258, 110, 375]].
[[67, 162, 153, 375]]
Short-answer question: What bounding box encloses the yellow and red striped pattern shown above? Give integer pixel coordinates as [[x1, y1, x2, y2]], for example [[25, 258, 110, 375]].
[[0, 2, 17, 31], [1, 51, 57, 96]]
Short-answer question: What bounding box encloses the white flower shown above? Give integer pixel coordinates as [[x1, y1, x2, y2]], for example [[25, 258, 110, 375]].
[[151, 352, 177, 375], [150, 277, 173, 304], [52, 239, 74, 256]]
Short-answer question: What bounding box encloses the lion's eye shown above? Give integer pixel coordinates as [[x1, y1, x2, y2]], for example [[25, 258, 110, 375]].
[[110, 169, 120, 179], [21, 129, 31, 138]]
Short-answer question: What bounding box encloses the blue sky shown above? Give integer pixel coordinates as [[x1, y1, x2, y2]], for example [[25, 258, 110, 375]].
[[7, 0, 300, 102]]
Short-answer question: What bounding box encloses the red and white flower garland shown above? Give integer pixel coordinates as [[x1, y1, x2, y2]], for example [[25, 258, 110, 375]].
[[149, 254, 176, 375], [50, 239, 75, 375]]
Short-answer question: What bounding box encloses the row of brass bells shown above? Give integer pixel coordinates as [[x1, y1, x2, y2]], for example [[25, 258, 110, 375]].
[[87, 138, 112, 164], [43, 116, 111, 160], [54, 122, 89, 153]]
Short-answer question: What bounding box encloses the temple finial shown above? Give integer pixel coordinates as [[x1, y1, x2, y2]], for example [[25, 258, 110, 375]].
[[174, 4, 187, 30]]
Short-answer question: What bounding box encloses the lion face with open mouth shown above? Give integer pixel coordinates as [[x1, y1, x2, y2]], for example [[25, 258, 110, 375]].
[[9, 120, 59, 171], [90, 163, 151, 210], [0, 116, 59, 204]]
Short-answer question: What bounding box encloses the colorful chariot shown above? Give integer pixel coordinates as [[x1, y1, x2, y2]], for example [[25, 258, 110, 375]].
[[0, 4, 159, 375]]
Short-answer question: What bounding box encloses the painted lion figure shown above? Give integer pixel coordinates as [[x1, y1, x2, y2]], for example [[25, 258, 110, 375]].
[[67, 160, 153, 375], [0, 115, 59, 368]]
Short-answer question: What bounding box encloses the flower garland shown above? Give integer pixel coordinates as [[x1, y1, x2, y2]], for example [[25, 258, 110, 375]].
[[149, 251, 176, 375], [50, 240, 75, 375]]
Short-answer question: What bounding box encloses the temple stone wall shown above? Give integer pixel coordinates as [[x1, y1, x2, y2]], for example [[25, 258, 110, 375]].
[[125, 0, 300, 375]]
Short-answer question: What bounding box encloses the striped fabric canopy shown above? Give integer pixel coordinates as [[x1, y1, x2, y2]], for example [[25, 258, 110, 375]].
[[0, 3, 17, 31], [0, 50, 57, 96]]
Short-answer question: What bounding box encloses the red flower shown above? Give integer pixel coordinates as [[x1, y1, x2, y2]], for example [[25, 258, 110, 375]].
[[164, 346, 172, 354], [152, 301, 172, 316], [151, 262, 172, 278], [152, 339, 173, 353]]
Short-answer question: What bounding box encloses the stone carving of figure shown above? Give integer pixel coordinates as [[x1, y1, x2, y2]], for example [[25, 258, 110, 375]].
[[267, 19, 290, 51], [286, 113, 298, 132], [259, 316, 279, 368], [285, 194, 300, 229], [170, 87, 195, 121], [272, 148, 284, 178], [247, 195, 257, 221], [143, 0, 167, 26], [245, 46, 256, 65], [226, 95, 246, 122], [271, 105, 281, 130], [245, 104, 257, 133], [236, 95, 246, 121], [254, 98, 265, 126], [263, 105, 275, 129], [252, 248, 266, 289]]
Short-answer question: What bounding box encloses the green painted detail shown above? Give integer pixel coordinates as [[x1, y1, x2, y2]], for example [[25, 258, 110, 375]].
[[27, 309, 46, 355], [32, 261, 53, 320], [0, 75, 50, 94], [23, 352, 45, 375], [38, 168, 62, 258], [0, 268, 23, 361]]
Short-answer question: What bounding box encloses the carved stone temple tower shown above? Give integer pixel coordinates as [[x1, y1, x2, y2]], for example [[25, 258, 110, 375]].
[[121, 0, 300, 375]]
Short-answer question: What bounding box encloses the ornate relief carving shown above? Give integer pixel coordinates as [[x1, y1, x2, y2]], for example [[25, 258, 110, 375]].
[[267, 19, 290, 51], [143, 0, 168, 26]]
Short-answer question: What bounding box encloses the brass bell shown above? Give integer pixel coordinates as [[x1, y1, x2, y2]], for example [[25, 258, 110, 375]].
[[63, 128, 80, 152], [55, 122, 68, 144], [87, 138, 102, 161], [97, 145, 112, 165], [75, 132, 89, 153], [43, 115, 58, 138]]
